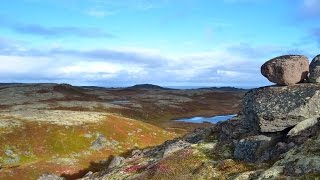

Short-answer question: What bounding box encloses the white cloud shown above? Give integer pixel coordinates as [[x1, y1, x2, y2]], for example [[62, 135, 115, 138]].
[[0, 38, 300, 87], [58, 61, 143, 76], [0, 56, 53, 74]]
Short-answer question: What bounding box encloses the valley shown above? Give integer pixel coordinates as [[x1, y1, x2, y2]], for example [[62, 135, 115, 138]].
[[0, 83, 245, 179]]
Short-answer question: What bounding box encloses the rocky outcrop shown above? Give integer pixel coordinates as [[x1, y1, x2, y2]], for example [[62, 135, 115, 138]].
[[163, 140, 191, 157], [309, 54, 320, 83], [271, 131, 320, 176], [234, 135, 275, 162], [261, 55, 309, 85], [243, 84, 320, 132]]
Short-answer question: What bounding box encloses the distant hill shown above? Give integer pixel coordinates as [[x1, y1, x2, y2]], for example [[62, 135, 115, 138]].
[[199, 86, 248, 91], [126, 84, 172, 90]]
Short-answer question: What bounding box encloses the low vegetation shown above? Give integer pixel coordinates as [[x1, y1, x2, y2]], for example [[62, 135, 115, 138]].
[[0, 83, 245, 179], [0, 115, 176, 179]]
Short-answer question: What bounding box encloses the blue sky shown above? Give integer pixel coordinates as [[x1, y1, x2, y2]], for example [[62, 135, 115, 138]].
[[0, 0, 319, 87]]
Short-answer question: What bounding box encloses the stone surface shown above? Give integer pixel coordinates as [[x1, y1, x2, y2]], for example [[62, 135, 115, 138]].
[[163, 140, 191, 157], [289, 121, 320, 145], [182, 127, 213, 143], [257, 166, 284, 180], [217, 115, 256, 143], [37, 173, 65, 180], [287, 117, 319, 137], [232, 170, 261, 180], [234, 135, 274, 162], [274, 132, 320, 176], [243, 84, 320, 132], [261, 55, 309, 85], [108, 156, 125, 169], [130, 149, 144, 159], [309, 54, 320, 83], [90, 134, 107, 150]]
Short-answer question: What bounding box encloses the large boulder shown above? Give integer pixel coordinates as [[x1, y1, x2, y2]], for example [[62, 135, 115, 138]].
[[243, 84, 320, 132], [309, 54, 320, 83], [261, 55, 309, 85]]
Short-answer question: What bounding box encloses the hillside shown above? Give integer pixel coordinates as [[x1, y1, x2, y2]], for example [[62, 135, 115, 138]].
[[78, 83, 320, 180], [0, 83, 244, 179], [0, 113, 176, 180], [74, 54, 320, 179]]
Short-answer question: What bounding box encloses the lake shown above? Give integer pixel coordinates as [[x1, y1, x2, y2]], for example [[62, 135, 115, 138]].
[[175, 114, 237, 124]]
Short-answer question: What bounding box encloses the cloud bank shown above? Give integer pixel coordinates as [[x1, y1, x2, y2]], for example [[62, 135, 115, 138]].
[[0, 36, 284, 87]]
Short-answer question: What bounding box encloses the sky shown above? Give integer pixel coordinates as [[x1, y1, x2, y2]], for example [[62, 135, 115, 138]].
[[0, 0, 320, 87]]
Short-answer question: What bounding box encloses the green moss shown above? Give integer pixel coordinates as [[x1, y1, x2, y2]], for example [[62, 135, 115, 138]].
[[299, 174, 320, 179], [46, 127, 92, 155], [0, 114, 176, 179]]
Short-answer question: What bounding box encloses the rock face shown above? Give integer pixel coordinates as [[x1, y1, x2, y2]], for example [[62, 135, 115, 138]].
[[309, 54, 320, 83], [261, 55, 309, 85], [243, 84, 320, 132], [273, 132, 320, 176], [234, 135, 274, 162]]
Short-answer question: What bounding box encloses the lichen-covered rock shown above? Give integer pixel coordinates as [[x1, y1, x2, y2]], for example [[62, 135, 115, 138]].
[[234, 135, 274, 162], [163, 140, 191, 157], [232, 170, 262, 180], [287, 117, 319, 137], [257, 166, 284, 179], [289, 122, 320, 145], [141, 127, 213, 159], [309, 54, 320, 83], [37, 173, 65, 180], [90, 133, 108, 150], [261, 55, 309, 85], [130, 149, 144, 160], [182, 127, 214, 143], [243, 84, 320, 132], [108, 156, 125, 169], [217, 115, 257, 143], [273, 132, 320, 176]]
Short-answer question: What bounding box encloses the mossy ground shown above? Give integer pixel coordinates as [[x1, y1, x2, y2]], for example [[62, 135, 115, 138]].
[[0, 114, 177, 180], [104, 142, 255, 180]]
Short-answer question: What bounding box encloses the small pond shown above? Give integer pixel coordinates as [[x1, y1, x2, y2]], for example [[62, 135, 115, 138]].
[[175, 114, 237, 124]]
